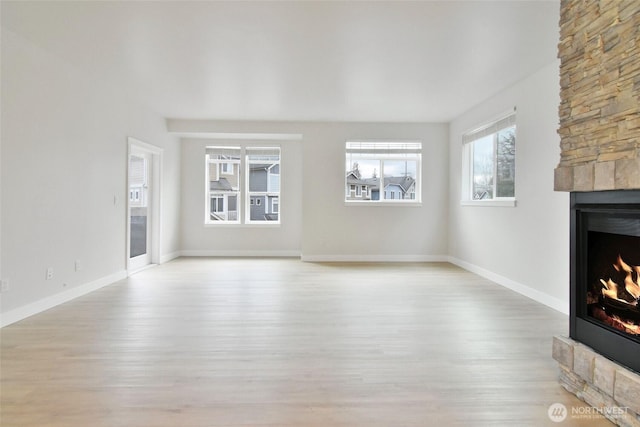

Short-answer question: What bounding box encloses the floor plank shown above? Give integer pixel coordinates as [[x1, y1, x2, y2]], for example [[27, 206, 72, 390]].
[[1, 259, 612, 426]]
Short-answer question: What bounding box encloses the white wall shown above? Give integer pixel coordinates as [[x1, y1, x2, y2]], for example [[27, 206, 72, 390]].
[[173, 120, 449, 261], [0, 28, 181, 323], [301, 122, 449, 261], [448, 60, 570, 313], [180, 136, 303, 256]]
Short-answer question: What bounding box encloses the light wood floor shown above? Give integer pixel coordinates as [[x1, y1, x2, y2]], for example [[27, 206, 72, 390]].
[[1, 258, 611, 426]]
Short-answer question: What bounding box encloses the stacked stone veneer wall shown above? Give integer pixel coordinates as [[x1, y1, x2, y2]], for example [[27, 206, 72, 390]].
[[554, 0, 640, 191], [553, 337, 640, 427], [553, 2, 640, 424]]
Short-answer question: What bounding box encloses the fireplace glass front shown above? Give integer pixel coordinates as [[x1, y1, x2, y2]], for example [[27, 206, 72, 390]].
[[571, 191, 640, 374]]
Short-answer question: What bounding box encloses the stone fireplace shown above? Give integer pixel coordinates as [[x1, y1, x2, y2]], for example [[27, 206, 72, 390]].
[[552, 0, 640, 425]]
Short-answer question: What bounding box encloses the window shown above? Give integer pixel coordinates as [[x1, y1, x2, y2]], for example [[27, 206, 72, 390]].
[[220, 162, 233, 174], [130, 188, 141, 203], [206, 147, 240, 222], [246, 147, 280, 223], [345, 142, 421, 204], [205, 146, 281, 224], [462, 112, 516, 205], [211, 195, 224, 213]]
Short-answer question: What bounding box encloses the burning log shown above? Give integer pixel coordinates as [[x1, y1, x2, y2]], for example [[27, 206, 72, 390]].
[[597, 255, 640, 328], [592, 306, 640, 335]]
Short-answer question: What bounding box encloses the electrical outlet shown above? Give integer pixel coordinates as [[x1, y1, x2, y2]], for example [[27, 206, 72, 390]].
[[0, 280, 9, 293], [75, 260, 82, 272], [46, 267, 54, 280]]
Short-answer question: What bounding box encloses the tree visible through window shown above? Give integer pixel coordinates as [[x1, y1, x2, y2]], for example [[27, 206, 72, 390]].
[[463, 113, 516, 201], [345, 142, 421, 203]]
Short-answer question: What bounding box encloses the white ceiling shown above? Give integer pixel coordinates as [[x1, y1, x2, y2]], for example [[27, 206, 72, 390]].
[[2, 1, 560, 123]]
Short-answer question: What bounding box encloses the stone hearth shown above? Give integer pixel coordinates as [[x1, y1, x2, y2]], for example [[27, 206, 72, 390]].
[[553, 337, 640, 426]]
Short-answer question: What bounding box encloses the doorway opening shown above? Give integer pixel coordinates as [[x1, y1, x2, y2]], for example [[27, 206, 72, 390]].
[[127, 138, 162, 274]]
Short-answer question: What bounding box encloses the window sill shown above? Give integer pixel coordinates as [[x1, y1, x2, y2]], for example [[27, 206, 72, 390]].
[[460, 199, 517, 207], [345, 201, 423, 207], [204, 223, 281, 228]]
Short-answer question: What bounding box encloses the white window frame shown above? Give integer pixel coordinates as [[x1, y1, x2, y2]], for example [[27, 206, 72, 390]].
[[345, 141, 422, 206], [205, 145, 281, 226], [461, 111, 517, 207]]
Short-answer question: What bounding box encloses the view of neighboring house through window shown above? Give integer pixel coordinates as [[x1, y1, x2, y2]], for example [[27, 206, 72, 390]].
[[247, 147, 280, 223], [463, 112, 516, 201], [129, 156, 147, 206], [206, 147, 241, 223], [345, 141, 421, 203], [205, 145, 280, 224]]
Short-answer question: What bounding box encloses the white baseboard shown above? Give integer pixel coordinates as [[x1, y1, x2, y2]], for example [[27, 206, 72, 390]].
[[180, 250, 301, 258], [160, 251, 181, 264], [447, 256, 568, 315], [1, 270, 127, 328], [301, 254, 449, 263], [1, 256, 567, 328]]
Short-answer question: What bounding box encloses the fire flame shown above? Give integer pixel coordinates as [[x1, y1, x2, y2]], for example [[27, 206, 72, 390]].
[[599, 256, 640, 304], [612, 254, 640, 300], [599, 278, 621, 301], [597, 255, 640, 335]]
